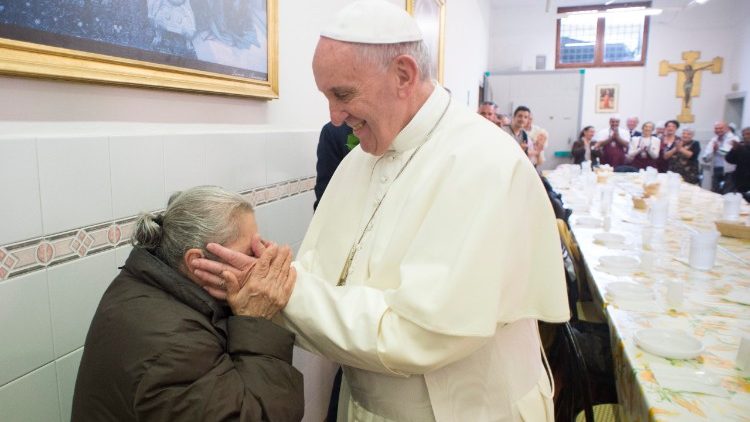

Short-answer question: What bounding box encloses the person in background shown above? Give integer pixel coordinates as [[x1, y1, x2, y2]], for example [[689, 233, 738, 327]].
[[593, 115, 630, 168], [625, 121, 660, 170], [726, 127, 750, 196], [626, 116, 641, 138], [655, 121, 666, 138], [193, 1, 569, 419], [478, 101, 500, 125], [525, 112, 543, 144], [71, 186, 303, 422], [503, 105, 531, 153], [571, 125, 595, 165], [659, 120, 681, 172], [528, 128, 548, 168], [669, 127, 701, 184], [314, 122, 353, 210], [701, 121, 740, 193], [497, 113, 511, 128]]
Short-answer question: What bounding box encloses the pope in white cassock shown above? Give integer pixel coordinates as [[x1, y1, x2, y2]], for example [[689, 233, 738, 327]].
[[193, 1, 570, 420]]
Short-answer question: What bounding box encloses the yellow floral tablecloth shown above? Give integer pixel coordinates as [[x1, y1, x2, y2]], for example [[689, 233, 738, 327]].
[[549, 170, 750, 421]]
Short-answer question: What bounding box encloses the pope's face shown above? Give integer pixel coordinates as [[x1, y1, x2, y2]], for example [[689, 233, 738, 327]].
[[313, 38, 405, 156]]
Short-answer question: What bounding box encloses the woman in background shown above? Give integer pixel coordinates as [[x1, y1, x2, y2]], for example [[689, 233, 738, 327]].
[[669, 127, 701, 184], [72, 186, 303, 422], [626, 121, 660, 170], [571, 125, 595, 165], [659, 120, 681, 172]]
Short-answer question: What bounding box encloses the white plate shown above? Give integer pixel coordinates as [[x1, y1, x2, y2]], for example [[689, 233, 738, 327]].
[[599, 255, 640, 271], [634, 328, 704, 359], [575, 216, 602, 228], [605, 281, 653, 301], [594, 232, 626, 246]]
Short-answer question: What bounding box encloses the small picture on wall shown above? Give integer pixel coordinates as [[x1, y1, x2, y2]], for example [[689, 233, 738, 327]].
[[596, 84, 618, 113]]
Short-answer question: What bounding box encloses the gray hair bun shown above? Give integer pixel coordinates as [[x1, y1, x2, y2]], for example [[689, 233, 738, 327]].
[[132, 212, 164, 250]]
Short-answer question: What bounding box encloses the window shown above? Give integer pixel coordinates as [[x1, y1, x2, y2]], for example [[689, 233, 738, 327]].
[[556, 2, 651, 68]]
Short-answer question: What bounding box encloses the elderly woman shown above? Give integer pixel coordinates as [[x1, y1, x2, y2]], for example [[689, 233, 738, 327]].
[[626, 121, 660, 170], [669, 127, 702, 184], [72, 186, 303, 421]]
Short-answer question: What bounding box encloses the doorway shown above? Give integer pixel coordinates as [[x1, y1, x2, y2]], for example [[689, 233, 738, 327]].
[[724, 93, 745, 131]]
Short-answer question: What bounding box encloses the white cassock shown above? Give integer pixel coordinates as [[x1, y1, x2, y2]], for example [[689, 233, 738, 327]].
[[281, 86, 570, 421]]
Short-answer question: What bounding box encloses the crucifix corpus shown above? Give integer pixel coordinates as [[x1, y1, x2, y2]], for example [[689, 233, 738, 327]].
[[659, 51, 723, 123]]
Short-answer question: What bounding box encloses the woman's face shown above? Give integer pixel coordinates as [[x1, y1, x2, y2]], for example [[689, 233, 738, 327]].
[[223, 211, 259, 257], [584, 128, 595, 140], [642, 123, 654, 137], [665, 122, 678, 136]]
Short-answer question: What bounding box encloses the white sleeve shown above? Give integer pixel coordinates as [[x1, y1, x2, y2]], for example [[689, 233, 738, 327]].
[[648, 137, 660, 159], [280, 270, 489, 376], [700, 140, 715, 163], [626, 137, 640, 158]]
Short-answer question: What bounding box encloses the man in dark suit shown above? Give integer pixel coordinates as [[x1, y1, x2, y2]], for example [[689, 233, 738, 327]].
[[314, 122, 353, 210]]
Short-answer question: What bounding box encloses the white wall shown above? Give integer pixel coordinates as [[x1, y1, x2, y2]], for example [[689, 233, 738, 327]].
[[0, 1, 491, 421], [489, 0, 748, 141], [732, 1, 750, 128], [444, 0, 492, 108]]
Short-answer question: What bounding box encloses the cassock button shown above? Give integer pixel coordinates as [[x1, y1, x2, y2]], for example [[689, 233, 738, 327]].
[[380, 176, 388, 183]]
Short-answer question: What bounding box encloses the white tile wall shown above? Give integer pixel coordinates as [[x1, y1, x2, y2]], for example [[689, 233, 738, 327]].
[[205, 133, 267, 192], [0, 363, 61, 422], [0, 271, 54, 386], [47, 250, 118, 358], [266, 131, 318, 184], [115, 244, 134, 268], [293, 347, 338, 422], [110, 135, 165, 219], [56, 348, 83, 422], [37, 137, 112, 234], [163, 134, 207, 200], [0, 138, 43, 244], [254, 191, 315, 248], [1, 128, 320, 422]]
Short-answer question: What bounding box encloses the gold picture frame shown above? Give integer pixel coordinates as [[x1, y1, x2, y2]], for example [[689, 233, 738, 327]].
[[407, 0, 446, 84], [595, 84, 618, 113], [0, 0, 278, 99]]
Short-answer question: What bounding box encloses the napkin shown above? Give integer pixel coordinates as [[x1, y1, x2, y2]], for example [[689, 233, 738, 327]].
[[650, 363, 729, 397], [724, 291, 750, 306]]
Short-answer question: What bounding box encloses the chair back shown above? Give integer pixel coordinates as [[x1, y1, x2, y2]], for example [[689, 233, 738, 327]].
[[558, 322, 595, 422]]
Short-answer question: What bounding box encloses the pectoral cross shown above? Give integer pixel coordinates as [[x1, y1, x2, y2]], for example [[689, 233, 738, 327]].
[[659, 51, 722, 123]]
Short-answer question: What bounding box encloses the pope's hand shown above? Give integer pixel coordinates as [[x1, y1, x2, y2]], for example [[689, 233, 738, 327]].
[[192, 239, 296, 318]]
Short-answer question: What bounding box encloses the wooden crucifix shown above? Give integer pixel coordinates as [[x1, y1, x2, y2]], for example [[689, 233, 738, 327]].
[[659, 51, 723, 123]]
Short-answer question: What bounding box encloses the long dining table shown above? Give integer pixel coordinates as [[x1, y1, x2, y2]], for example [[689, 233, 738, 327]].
[[547, 168, 750, 421]]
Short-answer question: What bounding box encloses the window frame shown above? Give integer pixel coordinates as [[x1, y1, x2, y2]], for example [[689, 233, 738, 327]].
[[555, 1, 651, 69]]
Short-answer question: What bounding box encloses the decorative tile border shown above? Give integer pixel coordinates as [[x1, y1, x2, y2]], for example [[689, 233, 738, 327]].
[[0, 176, 316, 282]]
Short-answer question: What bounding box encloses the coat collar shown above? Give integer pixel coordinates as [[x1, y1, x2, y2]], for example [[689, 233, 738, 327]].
[[122, 247, 231, 323]]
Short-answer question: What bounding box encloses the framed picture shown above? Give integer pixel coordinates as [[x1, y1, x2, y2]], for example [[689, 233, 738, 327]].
[[595, 84, 618, 113], [407, 0, 445, 84], [0, 0, 278, 99]]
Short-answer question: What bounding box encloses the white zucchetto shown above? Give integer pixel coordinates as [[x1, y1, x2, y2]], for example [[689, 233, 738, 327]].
[[320, 0, 424, 44]]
